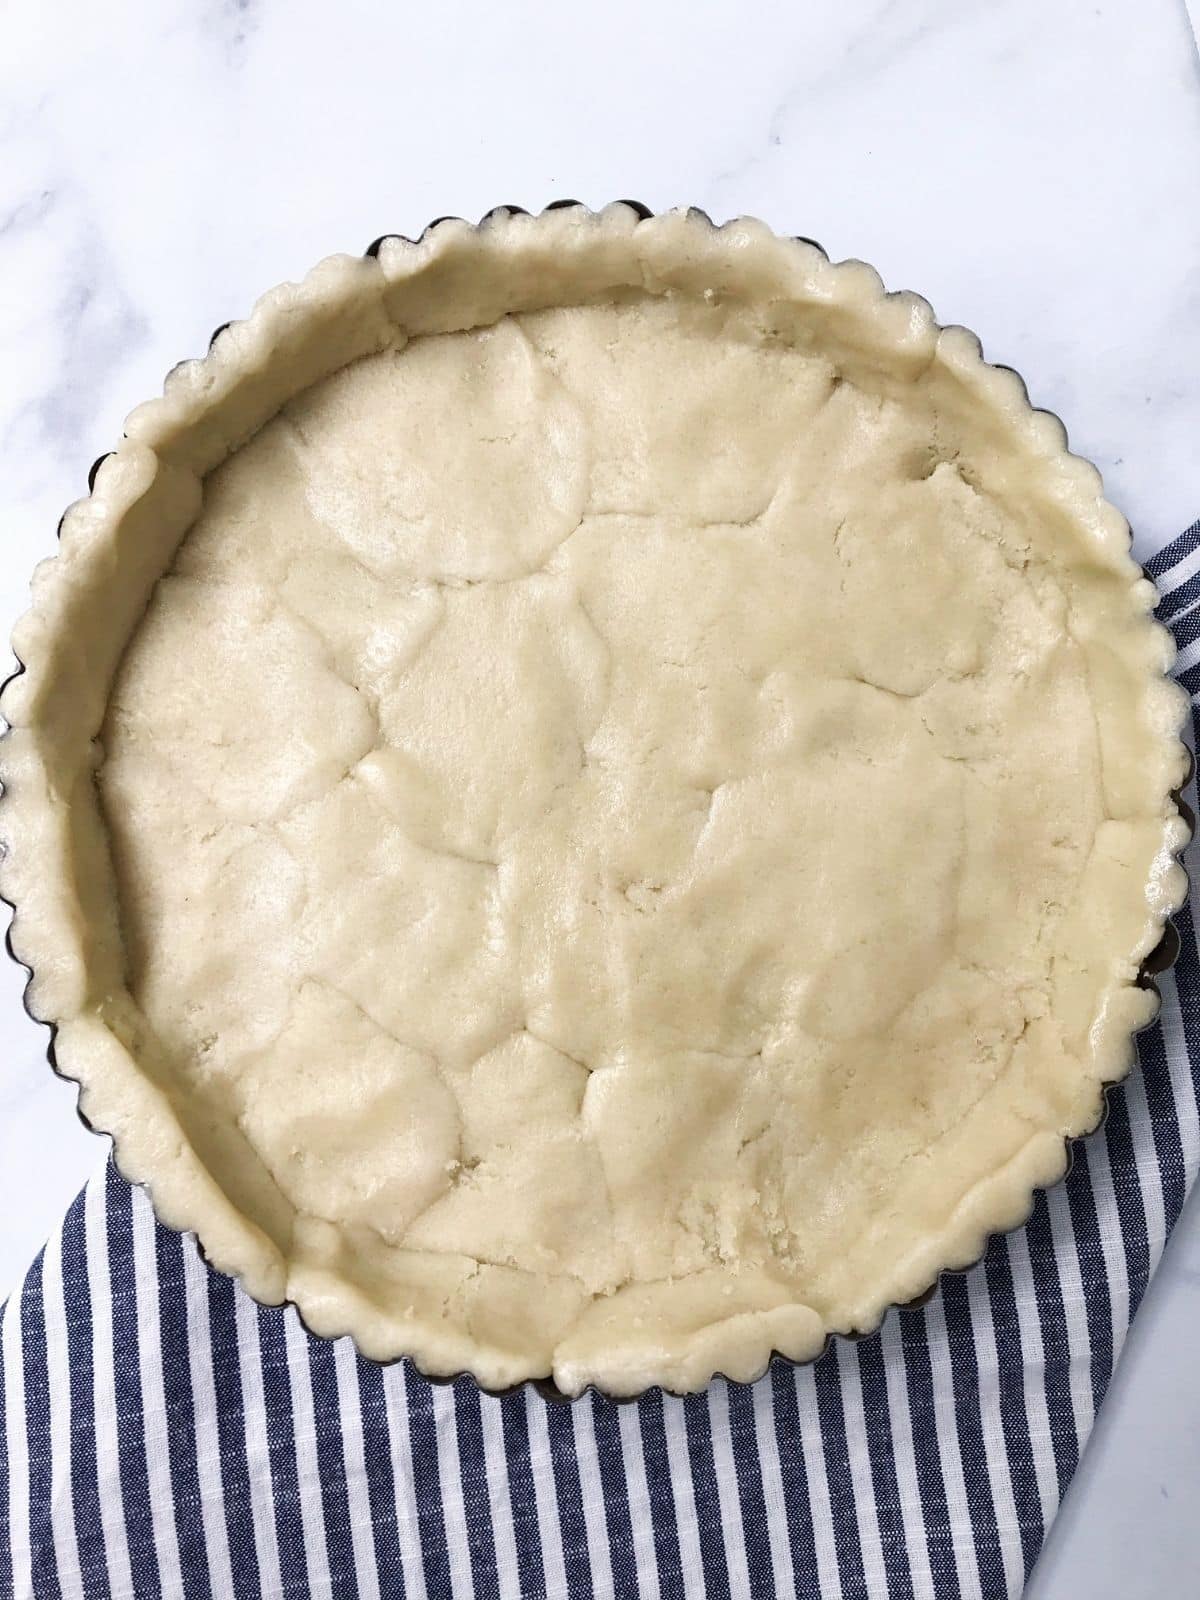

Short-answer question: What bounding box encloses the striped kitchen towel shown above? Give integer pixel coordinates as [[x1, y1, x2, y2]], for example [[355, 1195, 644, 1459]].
[[1, 521, 1199, 1600]]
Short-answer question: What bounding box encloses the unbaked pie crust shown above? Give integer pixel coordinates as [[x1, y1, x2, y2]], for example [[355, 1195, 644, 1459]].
[[0, 205, 1189, 1396]]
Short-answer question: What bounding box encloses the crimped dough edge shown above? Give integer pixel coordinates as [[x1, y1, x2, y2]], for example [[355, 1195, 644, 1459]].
[[0, 203, 1190, 1398]]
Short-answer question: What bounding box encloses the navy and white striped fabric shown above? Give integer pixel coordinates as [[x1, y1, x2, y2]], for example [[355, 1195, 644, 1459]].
[[2, 523, 1199, 1600]]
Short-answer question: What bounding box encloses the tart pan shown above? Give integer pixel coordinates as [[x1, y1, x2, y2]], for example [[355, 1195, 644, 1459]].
[[0, 201, 1191, 1403]]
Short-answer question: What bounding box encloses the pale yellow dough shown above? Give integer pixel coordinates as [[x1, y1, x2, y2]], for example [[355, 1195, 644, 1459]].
[[0, 207, 1188, 1395]]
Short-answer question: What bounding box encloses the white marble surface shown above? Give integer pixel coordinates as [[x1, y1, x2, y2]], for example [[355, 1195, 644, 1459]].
[[1, 0, 1198, 1591]]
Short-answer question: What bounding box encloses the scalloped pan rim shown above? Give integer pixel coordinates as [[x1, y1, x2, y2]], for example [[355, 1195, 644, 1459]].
[[0, 198, 1192, 1404]]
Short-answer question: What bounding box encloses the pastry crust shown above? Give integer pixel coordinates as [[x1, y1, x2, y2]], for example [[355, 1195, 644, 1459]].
[[0, 205, 1189, 1396]]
